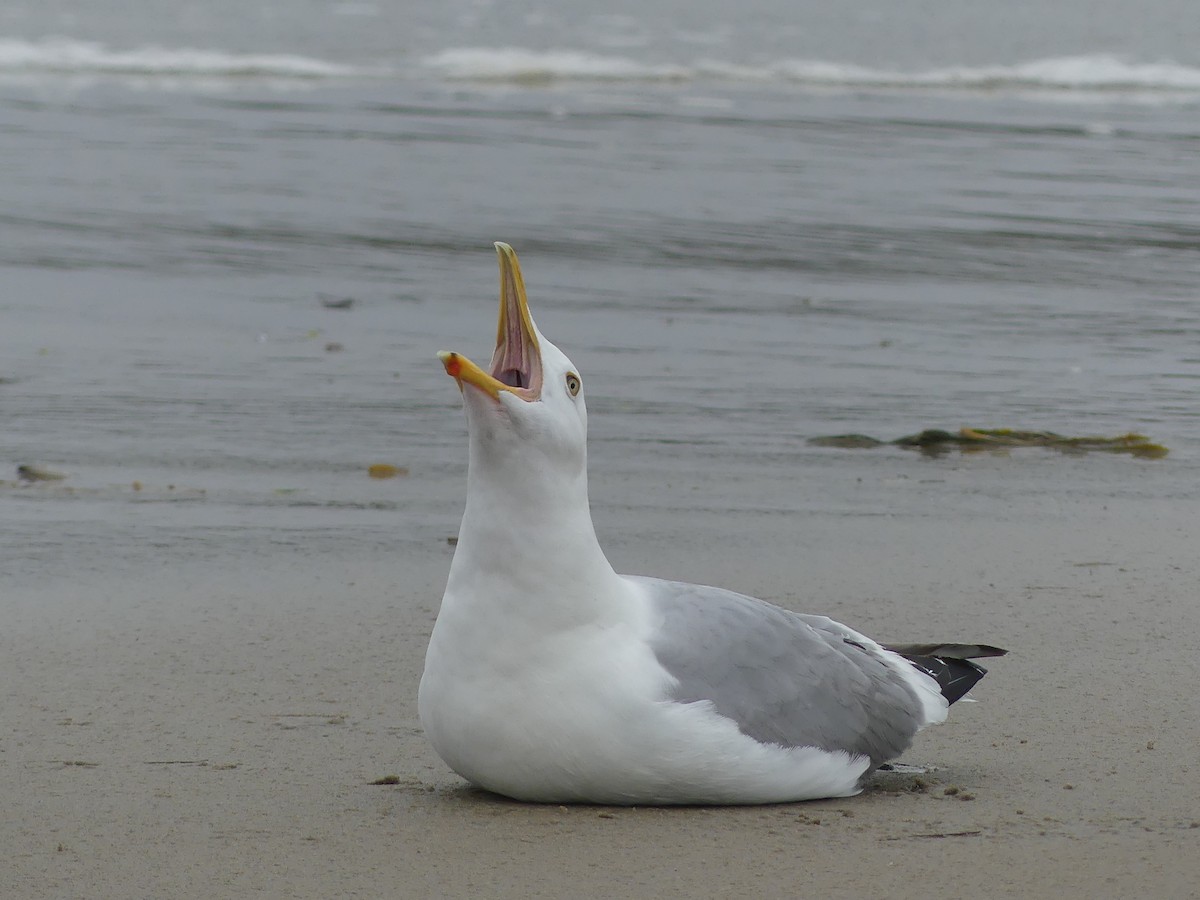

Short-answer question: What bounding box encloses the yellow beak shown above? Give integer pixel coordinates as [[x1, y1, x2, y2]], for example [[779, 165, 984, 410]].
[[437, 349, 504, 399], [438, 242, 543, 401]]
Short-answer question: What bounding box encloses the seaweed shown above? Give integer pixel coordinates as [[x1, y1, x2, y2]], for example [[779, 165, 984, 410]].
[[16, 464, 67, 481], [367, 463, 409, 479], [809, 427, 1167, 459]]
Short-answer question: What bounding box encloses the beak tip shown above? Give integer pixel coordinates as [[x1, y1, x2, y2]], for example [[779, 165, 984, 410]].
[[437, 350, 462, 378]]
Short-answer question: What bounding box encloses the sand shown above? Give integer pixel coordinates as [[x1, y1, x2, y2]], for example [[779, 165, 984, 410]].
[[4, 488, 1199, 899]]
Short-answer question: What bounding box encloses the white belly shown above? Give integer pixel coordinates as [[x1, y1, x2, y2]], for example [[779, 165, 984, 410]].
[[417, 606, 869, 804]]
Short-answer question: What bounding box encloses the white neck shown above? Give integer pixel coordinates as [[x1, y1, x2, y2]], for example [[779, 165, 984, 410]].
[[445, 434, 623, 630]]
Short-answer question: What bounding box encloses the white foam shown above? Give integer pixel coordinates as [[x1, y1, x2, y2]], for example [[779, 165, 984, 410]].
[[7, 39, 1197, 98], [423, 47, 1200, 96], [423, 48, 689, 83], [771, 54, 1200, 92], [0, 37, 370, 81]]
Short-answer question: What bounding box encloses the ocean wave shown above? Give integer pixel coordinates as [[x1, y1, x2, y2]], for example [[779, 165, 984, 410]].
[[424, 48, 1200, 95], [423, 48, 690, 83], [0, 38, 370, 81], [5, 39, 1197, 97], [770, 55, 1200, 92]]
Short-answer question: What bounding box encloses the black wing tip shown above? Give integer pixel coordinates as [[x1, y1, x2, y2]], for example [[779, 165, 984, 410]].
[[886, 642, 1008, 660], [914, 656, 990, 705], [966, 644, 1008, 659], [856, 641, 1009, 704]]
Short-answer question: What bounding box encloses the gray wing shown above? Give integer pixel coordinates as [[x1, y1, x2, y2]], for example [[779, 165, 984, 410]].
[[633, 576, 929, 767]]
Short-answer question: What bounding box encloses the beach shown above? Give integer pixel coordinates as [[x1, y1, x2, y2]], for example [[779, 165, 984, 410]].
[[5, 486, 1199, 898], [4, 0, 1200, 894]]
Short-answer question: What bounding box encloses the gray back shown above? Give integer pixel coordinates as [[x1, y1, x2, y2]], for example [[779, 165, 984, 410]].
[[638, 576, 926, 767]]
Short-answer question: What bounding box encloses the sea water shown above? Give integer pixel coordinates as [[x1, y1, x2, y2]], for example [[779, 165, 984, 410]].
[[1, 0, 1197, 587]]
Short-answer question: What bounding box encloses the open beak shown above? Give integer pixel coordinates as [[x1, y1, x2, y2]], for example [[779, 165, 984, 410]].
[[438, 242, 543, 402]]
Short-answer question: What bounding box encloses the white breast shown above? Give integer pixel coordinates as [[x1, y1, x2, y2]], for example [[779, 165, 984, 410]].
[[418, 579, 870, 805]]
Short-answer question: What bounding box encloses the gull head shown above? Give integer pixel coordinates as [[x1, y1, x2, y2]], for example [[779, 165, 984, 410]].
[[438, 243, 588, 477]]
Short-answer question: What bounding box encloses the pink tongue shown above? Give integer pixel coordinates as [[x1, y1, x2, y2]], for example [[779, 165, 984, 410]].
[[497, 363, 525, 388], [491, 342, 521, 387]]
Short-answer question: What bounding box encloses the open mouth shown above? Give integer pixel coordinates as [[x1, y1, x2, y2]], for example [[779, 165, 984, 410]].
[[489, 242, 542, 396], [488, 242, 542, 397], [438, 242, 543, 402]]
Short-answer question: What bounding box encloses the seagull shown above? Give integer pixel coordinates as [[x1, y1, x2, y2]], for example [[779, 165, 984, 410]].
[[418, 243, 1006, 805]]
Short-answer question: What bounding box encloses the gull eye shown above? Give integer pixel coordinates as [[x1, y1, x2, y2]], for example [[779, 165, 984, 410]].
[[565, 373, 581, 396]]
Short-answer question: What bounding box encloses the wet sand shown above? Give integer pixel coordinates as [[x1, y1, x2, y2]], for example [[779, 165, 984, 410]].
[[5, 483, 1198, 899]]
